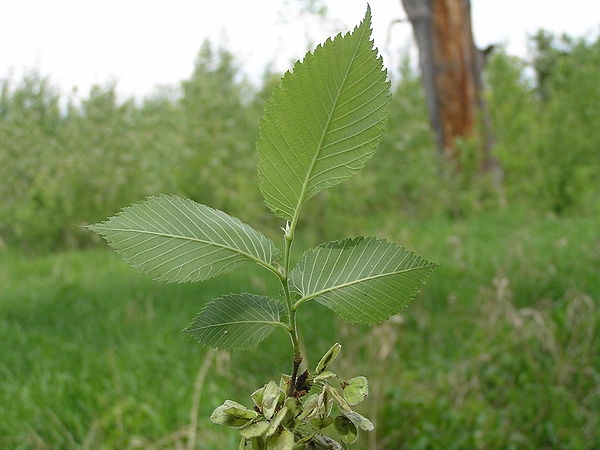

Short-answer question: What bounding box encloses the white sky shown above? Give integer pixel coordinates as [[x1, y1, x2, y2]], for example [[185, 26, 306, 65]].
[[2, 0, 598, 99]]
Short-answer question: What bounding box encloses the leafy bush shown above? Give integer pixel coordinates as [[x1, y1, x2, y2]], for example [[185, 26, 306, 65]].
[[485, 33, 600, 215], [1, 27, 599, 251]]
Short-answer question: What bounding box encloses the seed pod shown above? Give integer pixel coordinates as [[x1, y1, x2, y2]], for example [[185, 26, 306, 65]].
[[240, 420, 270, 439], [267, 427, 294, 450], [334, 415, 358, 444], [342, 410, 374, 431], [315, 343, 342, 374], [342, 376, 368, 405], [262, 380, 284, 419], [210, 400, 257, 427]]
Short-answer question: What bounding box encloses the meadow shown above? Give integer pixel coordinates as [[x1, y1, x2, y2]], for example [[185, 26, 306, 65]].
[[1, 29, 599, 450], [1, 210, 598, 449]]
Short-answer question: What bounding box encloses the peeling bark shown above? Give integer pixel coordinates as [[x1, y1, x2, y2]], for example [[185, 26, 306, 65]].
[[401, 0, 493, 169]]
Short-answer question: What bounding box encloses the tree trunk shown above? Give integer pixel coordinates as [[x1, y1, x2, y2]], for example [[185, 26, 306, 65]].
[[400, 0, 494, 170]]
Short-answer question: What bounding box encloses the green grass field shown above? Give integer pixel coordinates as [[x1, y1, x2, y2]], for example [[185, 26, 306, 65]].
[[1, 211, 598, 449]]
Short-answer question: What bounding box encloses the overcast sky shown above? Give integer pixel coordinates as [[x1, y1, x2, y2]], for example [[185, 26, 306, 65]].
[[2, 0, 598, 99]]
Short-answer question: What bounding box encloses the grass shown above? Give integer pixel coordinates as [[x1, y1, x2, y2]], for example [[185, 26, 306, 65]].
[[1, 210, 598, 449], [0, 251, 247, 449]]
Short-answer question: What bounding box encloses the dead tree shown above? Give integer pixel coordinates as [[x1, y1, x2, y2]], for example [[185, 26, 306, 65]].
[[400, 0, 496, 172]]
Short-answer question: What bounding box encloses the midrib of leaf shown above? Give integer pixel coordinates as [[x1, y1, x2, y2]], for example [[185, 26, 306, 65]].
[[295, 266, 431, 307], [193, 319, 288, 330], [93, 225, 280, 275], [290, 24, 368, 231]]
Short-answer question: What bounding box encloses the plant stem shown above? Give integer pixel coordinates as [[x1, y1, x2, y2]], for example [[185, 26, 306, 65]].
[[187, 349, 215, 450], [281, 222, 303, 396], [284, 281, 302, 396]]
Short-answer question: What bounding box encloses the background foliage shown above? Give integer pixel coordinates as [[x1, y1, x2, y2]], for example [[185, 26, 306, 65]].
[[2, 32, 599, 251], [1, 28, 599, 450]]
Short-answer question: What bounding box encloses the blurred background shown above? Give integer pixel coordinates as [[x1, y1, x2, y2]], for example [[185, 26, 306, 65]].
[[1, 1, 598, 449]]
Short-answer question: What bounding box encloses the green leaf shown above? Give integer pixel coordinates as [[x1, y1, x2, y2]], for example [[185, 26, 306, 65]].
[[290, 237, 437, 323], [257, 6, 391, 222], [88, 195, 280, 283], [183, 294, 286, 350]]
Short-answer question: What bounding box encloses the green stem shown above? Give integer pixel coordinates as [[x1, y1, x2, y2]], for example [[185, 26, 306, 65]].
[[281, 221, 303, 396]]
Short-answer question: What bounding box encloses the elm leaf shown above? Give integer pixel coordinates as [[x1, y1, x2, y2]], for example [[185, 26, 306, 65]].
[[257, 6, 391, 223], [184, 294, 286, 350], [291, 237, 437, 323], [89, 195, 280, 283]]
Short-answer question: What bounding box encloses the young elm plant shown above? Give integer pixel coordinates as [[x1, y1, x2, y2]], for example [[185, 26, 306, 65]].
[[90, 7, 437, 449]]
